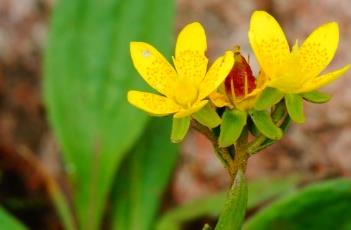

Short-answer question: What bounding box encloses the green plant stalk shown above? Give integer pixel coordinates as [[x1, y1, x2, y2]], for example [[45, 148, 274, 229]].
[[48, 182, 76, 230], [215, 169, 248, 230], [15, 147, 76, 230], [193, 100, 292, 229], [191, 121, 233, 175], [230, 127, 249, 177]]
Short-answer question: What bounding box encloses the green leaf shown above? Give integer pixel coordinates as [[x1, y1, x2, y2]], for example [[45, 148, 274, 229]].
[[157, 191, 225, 230], [44, 0, 174, 229], [249, 110, 282, 140], [112, 118, 178, 230], [0, 207, 27, 230], [255, 87, 284, 110], [215, 170, 248, 230], [285, 94, 305, 123], [247, 175, 298, 209], [192, 103, 222, 129], [219, 109, 247, 147], [171, 116, 190, 143], [156, 175, 300, 230], [244, 179, 351, 230], [300, 91, 331, 103]]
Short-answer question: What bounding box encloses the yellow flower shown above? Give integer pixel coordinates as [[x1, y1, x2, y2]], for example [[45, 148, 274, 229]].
[[210, 47, 266, 111], [248, 11, 350, 94], [128, 22, 234, 118]]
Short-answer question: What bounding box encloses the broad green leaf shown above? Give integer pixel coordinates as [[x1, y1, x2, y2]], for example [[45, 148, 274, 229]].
[[215, 170, 248, 230], [171, 116, 190, 143], [219, 109, 247, 147], [285, 94, 305, 123], [255, 87, 284, 110], [193, 103, 222, 129], [300, 91, 331, 103], [244, 179, 351, 230], [112, 118, 178, 230], [0, 207, 27, 230], [247, 174, 298, 208], [249, 110, 282, 140], [44, 0, 174, 229], [156, 175, 300, 230]]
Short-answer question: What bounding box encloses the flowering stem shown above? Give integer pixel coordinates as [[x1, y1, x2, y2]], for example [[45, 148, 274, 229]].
[[191, 120, 234, 176], [232, 128, 249, 174]]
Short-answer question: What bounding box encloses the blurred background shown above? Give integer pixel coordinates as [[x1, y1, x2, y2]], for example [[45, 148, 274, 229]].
[[0, 0, 350, 229]]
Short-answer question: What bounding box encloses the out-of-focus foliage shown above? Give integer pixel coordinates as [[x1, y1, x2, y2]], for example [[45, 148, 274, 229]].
[[0, 207, 27, 230], [111, 118, 178, 230], [244, 179, 351, 230], [44, 0, 174, 229], [156, 175, 299, 230]]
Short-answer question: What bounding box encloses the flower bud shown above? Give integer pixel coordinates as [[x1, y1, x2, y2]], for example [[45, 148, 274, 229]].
[[224, 48, 256, 99]]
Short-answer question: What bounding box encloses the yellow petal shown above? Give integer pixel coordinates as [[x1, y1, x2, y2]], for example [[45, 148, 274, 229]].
[[298, 22, 339, 81], [209, 91, 232, 108], [175, 22, 207, 58], [235, 89, 262, 111], [198, 51, 234, 100], [130, 42, 176, 97], [299, 65, 350, 93], [174, 22, 208, 85], [127, 90, 181, 116], [174, 100, 208, 118], [248, 11, 290, 78]]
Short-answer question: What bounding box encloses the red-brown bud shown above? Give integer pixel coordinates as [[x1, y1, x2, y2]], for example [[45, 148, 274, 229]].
[[224, 48, 256, 99]]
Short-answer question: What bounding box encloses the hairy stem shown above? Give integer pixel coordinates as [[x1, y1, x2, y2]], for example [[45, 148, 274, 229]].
[[191, 120, 234, 177]]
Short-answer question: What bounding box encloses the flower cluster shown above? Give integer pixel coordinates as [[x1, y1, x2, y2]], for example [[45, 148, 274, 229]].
[[127, 10, 349, 174]]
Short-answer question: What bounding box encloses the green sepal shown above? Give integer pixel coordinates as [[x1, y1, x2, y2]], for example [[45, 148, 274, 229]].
[[300, 91, 331, 104], [219, 109, 247, 147], [255, 87, 284, 110], [192, 103, 221, 128], [250, 116, 291, 154], [247, 117, 260, 137], [171, 116, 190, 143], [285, 94, 305, 123], [249, 110, 283, 140]]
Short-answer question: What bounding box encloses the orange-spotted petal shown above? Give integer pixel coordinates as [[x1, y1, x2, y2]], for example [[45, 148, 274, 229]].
[[127, 90, 181, 116], [248, 11, 290, 78], [298, 22, 339, 82], [174, 22, 208, 85], [130, 42, 176, 97], [198, 51, 234, 100], [299, 65, 350, 93]]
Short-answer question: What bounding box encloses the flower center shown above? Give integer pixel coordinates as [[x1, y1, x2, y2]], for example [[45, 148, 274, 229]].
[[224, 48, 256, 100], [173, 80, 198, 108]]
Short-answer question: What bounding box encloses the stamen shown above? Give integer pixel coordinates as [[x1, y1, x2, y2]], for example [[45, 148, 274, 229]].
[[244, 71, 248, 96], [230, 79, 236, 102]]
